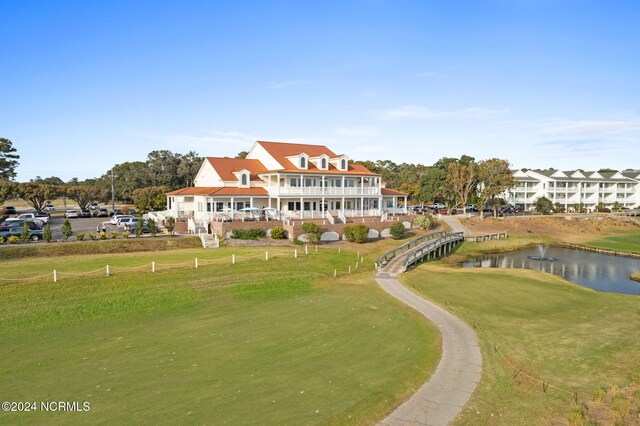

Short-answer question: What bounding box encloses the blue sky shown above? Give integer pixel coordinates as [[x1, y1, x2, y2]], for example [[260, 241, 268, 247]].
[[2, 0, 639, 182]]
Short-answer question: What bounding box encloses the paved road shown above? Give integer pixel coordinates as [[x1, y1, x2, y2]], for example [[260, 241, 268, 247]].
[[376, 247, 481, 425], [440, 216, 471, 236]]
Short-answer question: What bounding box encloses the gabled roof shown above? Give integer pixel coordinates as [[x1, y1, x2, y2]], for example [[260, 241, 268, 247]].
[[256, 141, 378, 175], [206, 157, 268, 181]]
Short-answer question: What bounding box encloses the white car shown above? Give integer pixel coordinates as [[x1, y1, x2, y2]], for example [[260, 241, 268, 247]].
[[64, 210, 79, 219], [16, 212, 50, 224], [111, 214, 133, 225], [116, 217, 136, 228]]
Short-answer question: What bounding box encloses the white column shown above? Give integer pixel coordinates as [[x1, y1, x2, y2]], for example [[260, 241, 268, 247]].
[[360, 196, 364, 216]]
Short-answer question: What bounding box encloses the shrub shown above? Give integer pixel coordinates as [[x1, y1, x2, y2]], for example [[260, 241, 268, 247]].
[[352, 225, 369, 243], [390, 222, 405, 240], [43, 224, 52, 242], [99, 231, 108, 240], [270, 226, 286, 239], [76, 233, 85, 241], [301, 222, 323, 242], [8, 235, 20, 244], [535, 197, 554, 215], [165, 216, 176, 235], [230, 228, 266, 240], [20, 221, 31, 241], [0, 236, 4, 243], [110, 231, 119, 239], [566, 406, 585, 426], [123, 231, 130, 238], [61, 219, 73, 240], [88, 232, 96, 240], [343, 226, 355, 242], [413, 215, 437, 230], [148, 218, 158, 236]]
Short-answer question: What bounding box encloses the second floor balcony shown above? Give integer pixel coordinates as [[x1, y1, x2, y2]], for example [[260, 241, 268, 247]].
[[271, 186, 381, 197]]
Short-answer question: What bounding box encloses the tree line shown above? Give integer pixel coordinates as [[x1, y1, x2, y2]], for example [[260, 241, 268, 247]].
[[1, 136, 515, 215]]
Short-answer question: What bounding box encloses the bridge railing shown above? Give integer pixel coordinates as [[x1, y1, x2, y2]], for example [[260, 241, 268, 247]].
[[403, 232, 464, 271], [375, 231, 447, 269]]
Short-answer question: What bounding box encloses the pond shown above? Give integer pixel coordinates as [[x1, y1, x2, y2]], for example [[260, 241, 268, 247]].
[[462, 246, 640, 295]]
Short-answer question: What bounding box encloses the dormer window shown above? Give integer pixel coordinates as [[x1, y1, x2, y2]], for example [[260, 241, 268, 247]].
[[341, 159, 346, 170], [300, 157, 306, 168], [241, 173, 248, 186], [321, 158, 327, 169]]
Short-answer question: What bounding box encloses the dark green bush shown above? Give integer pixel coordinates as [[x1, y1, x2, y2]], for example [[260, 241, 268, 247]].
[[390, 222, 405, 240], [352, 225, 369, 243], [301, 222, 323, 242], [231, 228, 266, 240], [343, 226, 355, 242]]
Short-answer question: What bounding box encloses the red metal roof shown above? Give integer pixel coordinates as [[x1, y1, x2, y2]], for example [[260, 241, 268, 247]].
[[206, 157, 268, 181], [381, 188, 408, 196], [256, 141, 379, 176], [167, 187, 268, 196]]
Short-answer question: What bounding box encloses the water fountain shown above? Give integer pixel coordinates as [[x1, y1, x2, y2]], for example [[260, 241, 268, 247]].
[[528, 244, 557, 261]]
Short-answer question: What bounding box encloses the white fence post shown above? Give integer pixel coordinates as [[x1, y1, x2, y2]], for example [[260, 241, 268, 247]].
[[334, 269, 337, 278], [53, 269, 57, 283], [305, 245, 308, 255], [152, 261, 155, 272], [232, 254, 236, 264], [348, 266, 351, 274], [195, 257, 198, 269], [106, 265, 110, 276], [265, 251, 269, 261]]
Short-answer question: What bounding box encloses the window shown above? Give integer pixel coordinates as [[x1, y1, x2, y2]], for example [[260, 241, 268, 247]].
[[321, 158, 327, 169], [304, 178, 316, 187], [386, 200, 394, 208], [345, 179, 355, 187], [207, 201, 212, 212], [287, 202, 301, 211], [341, 159, 346, 170], [290, 177, 300, 187], [241, 174, 247, 186], [300, 157, 306, 168], [236, 202, 244, 210], [216, 202, 224, 211]]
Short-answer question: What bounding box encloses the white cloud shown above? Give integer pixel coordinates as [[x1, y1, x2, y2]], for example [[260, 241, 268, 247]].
[[375, 105, 510, 120], [542, 119, 640, 137]]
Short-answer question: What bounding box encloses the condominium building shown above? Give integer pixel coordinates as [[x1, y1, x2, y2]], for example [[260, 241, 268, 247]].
[[507, 169, 640, 211]]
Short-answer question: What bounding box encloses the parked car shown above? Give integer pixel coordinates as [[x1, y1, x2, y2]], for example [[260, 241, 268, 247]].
[[110, 214, 132, 225], [2, 206, 17, 215], [80, 210, 92, 218], [110, 209, 123, 217], [0, 226, 44, 241], [43, 204, 56, 212], [124, 219, 149, 233], [89, 203, 100, 211], [117, 216, 137, 228], [65, 210, 79, 219], [93, 208, 109, 217], [16, 212, 50, 224], [465, 204, 477, 212], [0, 219, 42, 231]]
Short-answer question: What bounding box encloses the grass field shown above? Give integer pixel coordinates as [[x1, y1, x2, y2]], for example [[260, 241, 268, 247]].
[[0, 245, 440, 424], [403, 258, 640, 425], [586, 232, 640, 254]]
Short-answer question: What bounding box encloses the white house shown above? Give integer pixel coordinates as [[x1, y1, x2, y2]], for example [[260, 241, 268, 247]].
[[506, 169, 640, 211], [166, 141, 408, 222]]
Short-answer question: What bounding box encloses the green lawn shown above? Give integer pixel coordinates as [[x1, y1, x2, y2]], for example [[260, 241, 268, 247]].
[[0, 245, 440, 425], [402, 262, 640, 425], [586, 232, 640, 253]]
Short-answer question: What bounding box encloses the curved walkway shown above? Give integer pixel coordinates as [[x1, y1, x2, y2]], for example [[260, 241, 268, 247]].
[[376, 251, 481, 425]]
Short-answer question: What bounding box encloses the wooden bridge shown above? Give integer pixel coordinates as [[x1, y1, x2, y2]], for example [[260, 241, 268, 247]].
[[375, 231, 465, 272]]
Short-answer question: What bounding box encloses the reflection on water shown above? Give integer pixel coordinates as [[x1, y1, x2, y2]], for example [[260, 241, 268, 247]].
[[463, 246, 640, 295]]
